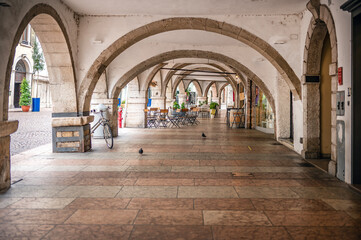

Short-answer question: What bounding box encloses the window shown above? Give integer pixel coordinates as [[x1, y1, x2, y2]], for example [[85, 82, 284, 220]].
[[20, 25, 30, 45]]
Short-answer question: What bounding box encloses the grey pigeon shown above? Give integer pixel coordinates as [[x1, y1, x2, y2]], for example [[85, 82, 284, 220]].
[[139, 148, 143, 154], [202, 133, 206, 138]]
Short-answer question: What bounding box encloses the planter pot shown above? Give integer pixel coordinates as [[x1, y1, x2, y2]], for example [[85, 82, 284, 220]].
[[21, 105, 30, 112]]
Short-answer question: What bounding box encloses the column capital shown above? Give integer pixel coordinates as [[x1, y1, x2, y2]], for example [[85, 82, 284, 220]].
[[52, 116, 94, 127]]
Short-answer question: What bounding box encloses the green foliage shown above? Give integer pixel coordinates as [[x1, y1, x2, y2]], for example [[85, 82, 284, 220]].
[[181, 102, 185, 109], [199, 100, 207, 106], [173, 101, 180, 110], [19, 78, 31, 106], [209, 102, 219, 109], [121, 100, 126, 104], [32, 40, 44, 74]]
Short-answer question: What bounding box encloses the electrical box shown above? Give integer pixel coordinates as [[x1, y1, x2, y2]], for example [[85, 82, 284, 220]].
[[336, 91, 345, 116]]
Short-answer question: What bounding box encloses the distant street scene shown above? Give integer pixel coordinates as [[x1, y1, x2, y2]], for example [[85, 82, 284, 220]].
[[8, 108, 52, 156]]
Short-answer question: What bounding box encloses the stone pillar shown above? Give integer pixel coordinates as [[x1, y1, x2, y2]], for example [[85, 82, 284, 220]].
[[178, 94, 187, 106], [211, 97, 219, 104], [52, 115, 94, 153], [0, 121, 19, 191], [151, 97, 166, 109], [302, 81, 320, 159], [251, 82, 257, 129], [90, 98, 118, 137], [166, 98, 173, 109], [125, 81, 146, 128], [245, 79, 252, 129], [197, 96, 207, 105]]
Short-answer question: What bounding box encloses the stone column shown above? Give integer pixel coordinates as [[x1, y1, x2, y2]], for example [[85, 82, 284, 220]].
[[211, 97, 219, 104], [302, 81, 320, 159], [151, 97, 166, 109], [125, 81, 146, 128], [197, 96, 207, 105], [52, 115, 94, 153], [245, 79, 252, 129], [90, 98, 118, 137], [178, 94, 187, 106], [166, 98, 174, 109], [251, 82, 257, 129], [0, 121, 19, 191]]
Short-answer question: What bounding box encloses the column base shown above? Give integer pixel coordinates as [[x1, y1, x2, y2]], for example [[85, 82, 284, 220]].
[[328, 160, 337, 176], [301, 150, 320, 159]]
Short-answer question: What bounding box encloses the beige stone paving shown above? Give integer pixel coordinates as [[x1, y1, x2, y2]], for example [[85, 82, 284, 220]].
[[0, 118, 360, 239]]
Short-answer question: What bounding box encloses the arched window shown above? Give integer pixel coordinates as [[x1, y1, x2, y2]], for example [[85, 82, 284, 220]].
[[15, 60, 26, 73]]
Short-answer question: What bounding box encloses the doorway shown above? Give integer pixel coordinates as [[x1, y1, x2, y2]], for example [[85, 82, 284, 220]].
[[320, 33, 332, 158]]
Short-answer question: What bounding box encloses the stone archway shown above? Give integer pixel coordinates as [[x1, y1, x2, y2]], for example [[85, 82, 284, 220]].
[[79, 17, 301, 113], [186, 80, 203, 97], [302, 4, 338, 176], [111, 50, 275, 116], [110, 50, 276, 135], [170, 67, 237, 100], [1, 3, 79, 191]]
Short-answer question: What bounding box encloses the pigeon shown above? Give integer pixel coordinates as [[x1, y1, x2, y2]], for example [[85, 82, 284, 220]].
[[139, 148, 143, 154], [202, 133, 206, 138]]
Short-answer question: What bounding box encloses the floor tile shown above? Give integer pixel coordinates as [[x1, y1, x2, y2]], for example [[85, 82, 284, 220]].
[[1, 209, 75, 224], [134, 210, 203, 225], [8, 198, 75, 209], [212, 226, 291, 240], [81, 166, 129, 172], [265, 210, 358, 226], [135, 178, 194, 186], [321, 199, 361, 210], [129, 225, 212, 240], [286, 226, 361, 240], [0, 224, 54, 239], [195, 178, 253, 186], [194, 198, 254, 210], [74, 177, 136, 186], [0, 198, 21, 208], [127, 198, 193, 209], [251, 199, 333, 211], [126, 166, 172, 172], [203, 210, 271, 226], [65, 198, 131, 209], [178, 186, 239, 198], [171, 166, 215, 172], [162, 160, 200, 166], [234, 187, 300, 198], [55, 186, 122, 198], [43, 225, 133, 240], [65, 209, 138, 224], [116, 186, 177, 198], [0, 185, 66, 198]]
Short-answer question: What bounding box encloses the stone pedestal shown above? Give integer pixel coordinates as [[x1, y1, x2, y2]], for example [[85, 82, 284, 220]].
[[52, 116, 94, 153], [0, 121, 19, 192], [90, 98, 118, 137]]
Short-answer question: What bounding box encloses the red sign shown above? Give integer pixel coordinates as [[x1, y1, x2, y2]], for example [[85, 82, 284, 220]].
[[338, 67, 343, 85]]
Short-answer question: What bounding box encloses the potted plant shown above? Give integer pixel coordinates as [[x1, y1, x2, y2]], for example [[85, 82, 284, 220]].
[[209, 102, 219, 118], [19, 77, 32, 112], [181, 102, 186, 110], [173, 101, 180, 115], [121, 100, 126, 109]]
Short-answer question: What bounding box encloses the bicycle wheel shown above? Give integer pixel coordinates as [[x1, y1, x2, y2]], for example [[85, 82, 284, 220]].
[[103, 123, 113, 149]]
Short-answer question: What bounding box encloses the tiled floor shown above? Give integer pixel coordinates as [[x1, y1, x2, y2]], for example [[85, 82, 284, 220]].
[[1, 117, 361, 239]]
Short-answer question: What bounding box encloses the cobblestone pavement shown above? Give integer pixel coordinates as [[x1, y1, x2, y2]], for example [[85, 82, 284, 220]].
[[8, 108, 52, 156]]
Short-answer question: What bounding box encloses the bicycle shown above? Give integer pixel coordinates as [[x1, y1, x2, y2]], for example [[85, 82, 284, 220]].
[[90, 109, 113, 149]]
